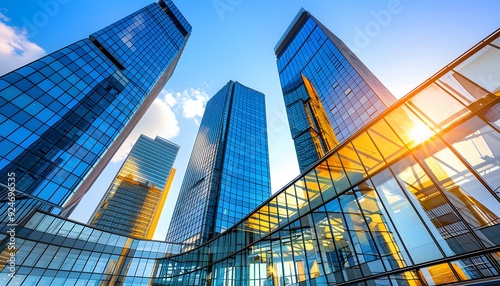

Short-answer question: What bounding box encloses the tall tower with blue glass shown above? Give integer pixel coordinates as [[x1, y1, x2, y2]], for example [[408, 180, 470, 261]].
[[275, 9, 397, 172], [166, 81, 271, 245], [0, 0, 191, 231]]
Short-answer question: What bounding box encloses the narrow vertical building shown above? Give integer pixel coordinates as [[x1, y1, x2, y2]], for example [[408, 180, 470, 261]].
[[275, 9, 397, 172], [89, 135, 178, 239], [0, 0, 191, 229], [166, 81, 271, 245]]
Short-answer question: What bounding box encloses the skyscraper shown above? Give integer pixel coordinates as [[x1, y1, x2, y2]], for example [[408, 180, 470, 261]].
[[166, 81, 271, 245], [0, 0, 191, 229], [275, 9, 397, 172], [89, 135, 179, 239]]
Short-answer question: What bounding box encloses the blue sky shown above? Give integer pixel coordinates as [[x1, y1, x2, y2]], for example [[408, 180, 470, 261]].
[[0, 0, 498, 240]]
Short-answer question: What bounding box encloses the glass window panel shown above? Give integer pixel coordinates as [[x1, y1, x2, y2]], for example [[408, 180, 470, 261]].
[[338, 143, 366, 185], [268, 198, 279, 232], [355, 181, 411, 271], [418, 262, 459, 286], [352, 132, 386, 174], [61, 249, 80, 271], [295, 178, 310, 216], [443, 116, 500, 195], [367, 119, 407, 163], [391, 156, 483, 256], [276, 192, 288, 226], [325, 153, 350, 194], [315, 161, 336, 203], [407, 83, 468, 130], [482, 101, 500, 129], [304, 171, 323, 209], [323, 198, 362, 278], [372, 169, 443, 264], [390, 271, 425, 286], [48, 248, 69, 269], [339, 190, 381, 269], [437, 71, 490, 106], [384, 105, 435, 148], [415, 139, 500, 248], [451, 255, 499, 280], [23, 243, 48, 267], [454, 45, 500, 95], [285, 185, 299, 223]]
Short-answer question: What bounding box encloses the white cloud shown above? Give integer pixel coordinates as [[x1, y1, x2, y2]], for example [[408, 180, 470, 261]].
[[168, 87, 209, 124], [180, 88, 209, 119], [164, 91, 177, 107], [111, 96, 180, 163], [0, 12, 45, 76], [111, 87, 209, 163]]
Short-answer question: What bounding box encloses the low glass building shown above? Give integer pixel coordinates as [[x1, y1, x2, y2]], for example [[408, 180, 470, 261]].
[[0, 211, 191, 285]]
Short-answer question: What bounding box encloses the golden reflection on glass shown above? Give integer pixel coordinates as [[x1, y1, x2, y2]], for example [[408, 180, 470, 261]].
[[419, 262, 462, 285], [314, 161, 337, 203], [338, 143, 366, 185], [302, 74, 339, 155], [267, 198, 280, 232], [356, 183, 408, 270], [352, 132, 385, 174], [295, 179, 310, 216], [304, 170, 322, 209], [247, 207, 264, 235], [367, 119, 407, 163], [384, 105, 435, 149], [326, 153, 350, 193], [285, 185, 299, 222], [276, 192, 289, 226]]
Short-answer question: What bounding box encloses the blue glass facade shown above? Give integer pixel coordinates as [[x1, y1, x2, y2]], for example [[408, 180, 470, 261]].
[[0, 0, 191, 230], [275, 10, 397, 172], [89, 135, 179, 239], [166, 81, 271, 245]]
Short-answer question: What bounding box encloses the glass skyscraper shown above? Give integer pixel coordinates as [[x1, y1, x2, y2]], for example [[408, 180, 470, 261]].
[[0, 0, 191, 230], [166, 81, 272, 245], [275, 9, 397, 172], [89, 135, 179, 239]]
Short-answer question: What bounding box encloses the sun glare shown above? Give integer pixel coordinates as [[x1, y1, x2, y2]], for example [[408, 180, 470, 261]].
[[410, 124, 433, 143]]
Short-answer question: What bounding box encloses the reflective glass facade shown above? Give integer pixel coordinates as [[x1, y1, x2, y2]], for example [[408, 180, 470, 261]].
[[154, 29, 500, 285], [166, 81, 271, 245], [0, 0, 191, 231], [89, 135, 179, 239], [0, 211, 191, 285], [275, 10, 397, 172]]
